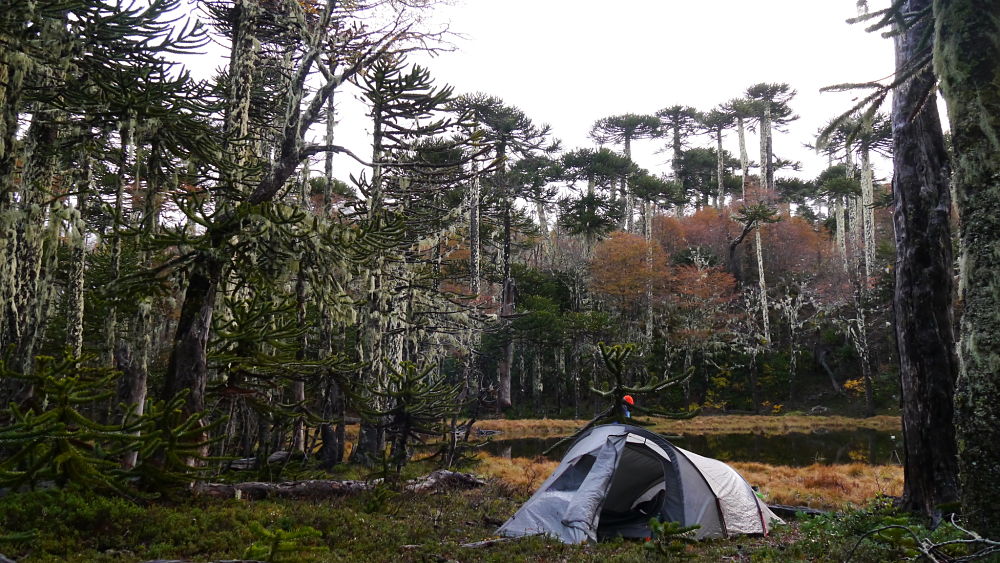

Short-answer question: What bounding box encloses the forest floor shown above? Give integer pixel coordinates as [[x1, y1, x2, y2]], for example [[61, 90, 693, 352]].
[[0, 415, 947, 563]]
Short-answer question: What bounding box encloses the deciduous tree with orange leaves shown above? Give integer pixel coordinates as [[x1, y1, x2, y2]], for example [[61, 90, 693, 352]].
[[589, 232, 669, 314]]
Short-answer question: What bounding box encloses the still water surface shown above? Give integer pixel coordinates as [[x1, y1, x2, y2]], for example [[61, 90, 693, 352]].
[[481, 429, 901, 466]]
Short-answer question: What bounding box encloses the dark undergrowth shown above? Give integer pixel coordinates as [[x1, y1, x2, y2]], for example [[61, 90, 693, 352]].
[[0, 478, 982, 562]]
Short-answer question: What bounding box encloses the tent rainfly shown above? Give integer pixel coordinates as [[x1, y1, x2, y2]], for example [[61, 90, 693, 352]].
[[497, 424, 783, 543]]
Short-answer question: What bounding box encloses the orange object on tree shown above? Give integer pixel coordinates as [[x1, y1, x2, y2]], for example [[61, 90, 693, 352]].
[[623, 395, 635, 406]]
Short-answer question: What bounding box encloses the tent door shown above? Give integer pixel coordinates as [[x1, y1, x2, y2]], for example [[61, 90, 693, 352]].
[[595, 443, 671, 540]]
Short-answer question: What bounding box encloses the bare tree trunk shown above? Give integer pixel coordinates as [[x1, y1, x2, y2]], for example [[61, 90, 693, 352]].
[[715, 128, 725, 207], [497, 145, 514, 411], [623, 136, 634, 232], [291, 268, 308, 455], [644, 199, 654, 345], [66, 156, 90, 357], [763, 106, 774, 192], [737, 116, 749, 200], [860, 138, 876, 282], [834, 197, 848, 266], [891, 1, 959, 520], [754, 229, 770, 345], [164, 259, 221, 418], [468, 154, 481, 294]]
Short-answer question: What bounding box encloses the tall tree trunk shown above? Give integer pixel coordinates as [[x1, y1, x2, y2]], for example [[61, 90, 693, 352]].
[[934, 0, 1000, 536], [754, 229, 770, 344], [66, 156, 90, 357], [860, 135, 877, 282], [715, 128, 725, 207], [736, 116, 749, 200], [644, 199, 654, 345], [834, 196, 848, 267], [497, 144, 514, 411], [164, 258, 221, 418], [623, 136, 634, 231], [891, 0, 960, 521], [468, 153, 481, 294], [291, 268, 308, 455], [757, 105, 773, 192]]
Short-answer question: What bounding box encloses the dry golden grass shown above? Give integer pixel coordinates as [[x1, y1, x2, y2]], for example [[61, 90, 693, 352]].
[[475, 415, 900, 439], [475, 453, 560, 494], [474, 454, 902, 510], [731, 461, 903, 509]]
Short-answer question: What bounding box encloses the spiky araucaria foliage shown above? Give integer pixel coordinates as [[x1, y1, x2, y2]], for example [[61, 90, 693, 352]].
[[0, 354, 218, 498], [355, 361, 462, 473], [543, 343, 697, 455], [590, 342, 698, 424]]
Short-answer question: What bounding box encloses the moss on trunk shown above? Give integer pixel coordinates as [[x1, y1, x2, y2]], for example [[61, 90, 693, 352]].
[[934, 0, 1000, 537]]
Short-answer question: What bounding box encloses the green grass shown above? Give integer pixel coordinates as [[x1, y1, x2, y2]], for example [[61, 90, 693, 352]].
[[0, 482, 950, 562]]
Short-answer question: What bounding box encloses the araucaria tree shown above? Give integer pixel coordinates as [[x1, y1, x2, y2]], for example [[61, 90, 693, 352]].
[[450, 94, 557, 411], [589, 113, 660, 231]]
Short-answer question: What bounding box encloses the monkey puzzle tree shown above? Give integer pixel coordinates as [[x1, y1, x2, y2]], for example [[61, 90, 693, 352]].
[[699, 108, 737, 207], [744, 83, 797, 195], [559, 147, 635, 252], [450, 93, 557, 410], [543, 342, 695, 455], [590, 113, 660, 230], [728, 202, 780, 345], [722, 98, 757, 199], [349, 53, 462, 465], [656, 106, 702, 200]]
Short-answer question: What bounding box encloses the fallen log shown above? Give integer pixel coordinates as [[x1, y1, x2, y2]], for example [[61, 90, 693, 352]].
[[193, 470, 485, 501]]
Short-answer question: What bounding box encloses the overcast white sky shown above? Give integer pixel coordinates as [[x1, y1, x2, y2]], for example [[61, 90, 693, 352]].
[[184, 0, 897, 185], [343, 0, 895, 184]]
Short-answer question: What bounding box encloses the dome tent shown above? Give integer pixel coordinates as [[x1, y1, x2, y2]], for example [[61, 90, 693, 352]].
[[497, 424, 783, 543]]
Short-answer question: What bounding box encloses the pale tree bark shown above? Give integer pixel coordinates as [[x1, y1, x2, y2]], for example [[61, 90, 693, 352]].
[[65, 155, 90, 357], [860, 132, 877, 283], [834, 197, 848, 265], [715, 127, 725, 207], [318, 78, 345, 467], [468, 153, 481, 294], [623, 136, 635, 232], [736, 116, 749, 200], [291, 255, 308, 456], [9, 110, 62, 377], [760, 105, 774, 191], [105, 121, 133, 367], [754, 229, 770, 344], [644, 199, 654, 345], [934, 0, 1000, 536], [497, 143, 515, 411]]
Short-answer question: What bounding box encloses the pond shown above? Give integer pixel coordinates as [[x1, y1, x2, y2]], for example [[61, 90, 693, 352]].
[[480, 429, 902, 466]]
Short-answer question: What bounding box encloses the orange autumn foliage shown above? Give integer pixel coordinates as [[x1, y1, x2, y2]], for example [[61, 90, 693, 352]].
[[671, 207, 733, 263], [652, 214, 688, 257], [589, 231, 669, 302]]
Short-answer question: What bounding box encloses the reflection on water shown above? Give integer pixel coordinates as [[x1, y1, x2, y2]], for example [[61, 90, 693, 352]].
[[481, 429, 902, 466]]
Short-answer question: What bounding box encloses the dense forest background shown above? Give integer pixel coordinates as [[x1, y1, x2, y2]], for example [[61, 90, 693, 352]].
[[2, 0, 999, 537]]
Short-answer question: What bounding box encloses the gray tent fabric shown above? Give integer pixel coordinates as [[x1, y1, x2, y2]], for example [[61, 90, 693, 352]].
[[497, 424, 783, 543]]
